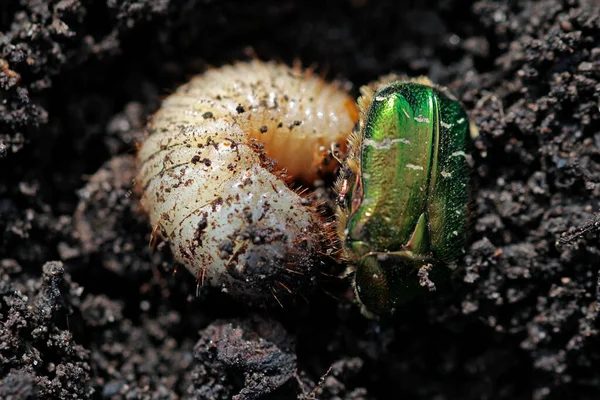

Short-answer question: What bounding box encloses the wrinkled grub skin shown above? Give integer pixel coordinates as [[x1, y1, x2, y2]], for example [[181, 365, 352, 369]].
[[1, 0, 600, 399]]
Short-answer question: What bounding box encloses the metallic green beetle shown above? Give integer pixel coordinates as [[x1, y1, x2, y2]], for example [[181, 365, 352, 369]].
[[336, 77, 474, 316]]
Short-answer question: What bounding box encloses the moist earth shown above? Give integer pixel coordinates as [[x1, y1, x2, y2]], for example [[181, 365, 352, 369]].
[[1, 0, 600, 399]]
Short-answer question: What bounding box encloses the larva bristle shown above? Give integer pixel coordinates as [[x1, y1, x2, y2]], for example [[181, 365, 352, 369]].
[[284, 267, 304, 276], [315, 205, 330, 218], [324, 225, 340, 250], [149, 224, 161, 250], [200, 266, 207, 287], [320, 288, 341, 301], [277, 280, 293, 294], [293, 186, 310, 197], [270, 287, 284, 309]]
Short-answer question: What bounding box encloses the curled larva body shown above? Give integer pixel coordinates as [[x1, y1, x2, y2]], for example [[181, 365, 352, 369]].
[[137, 60, 358, 298]]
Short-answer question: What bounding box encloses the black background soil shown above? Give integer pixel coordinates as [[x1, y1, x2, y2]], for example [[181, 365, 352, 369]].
[[1, 0, 600, 399]]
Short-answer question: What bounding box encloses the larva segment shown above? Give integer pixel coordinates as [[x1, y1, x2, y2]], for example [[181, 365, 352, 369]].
[[136, 60, 358, 298]]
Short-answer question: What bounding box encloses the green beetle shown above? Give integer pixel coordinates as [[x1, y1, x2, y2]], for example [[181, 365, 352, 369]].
[[336, 76, 474, 316]]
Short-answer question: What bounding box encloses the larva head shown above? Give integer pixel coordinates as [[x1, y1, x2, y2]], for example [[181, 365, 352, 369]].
[[337, 79, 473, 315]]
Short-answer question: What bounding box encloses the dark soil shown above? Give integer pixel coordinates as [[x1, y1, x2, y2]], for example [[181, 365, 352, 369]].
[[1, 0, 600, 399]]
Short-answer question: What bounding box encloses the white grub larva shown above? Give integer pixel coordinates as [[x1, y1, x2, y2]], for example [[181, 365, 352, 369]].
[[136, 60, 358, 298]]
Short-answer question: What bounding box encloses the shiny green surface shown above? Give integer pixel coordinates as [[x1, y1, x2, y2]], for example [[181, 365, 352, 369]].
[[343, 81, 471, 315]]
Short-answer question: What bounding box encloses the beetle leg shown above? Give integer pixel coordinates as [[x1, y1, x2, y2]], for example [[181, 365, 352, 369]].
[[353, 253, 389, 317], [354, 251, 439, 316], [337, 178, 349, 205]]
